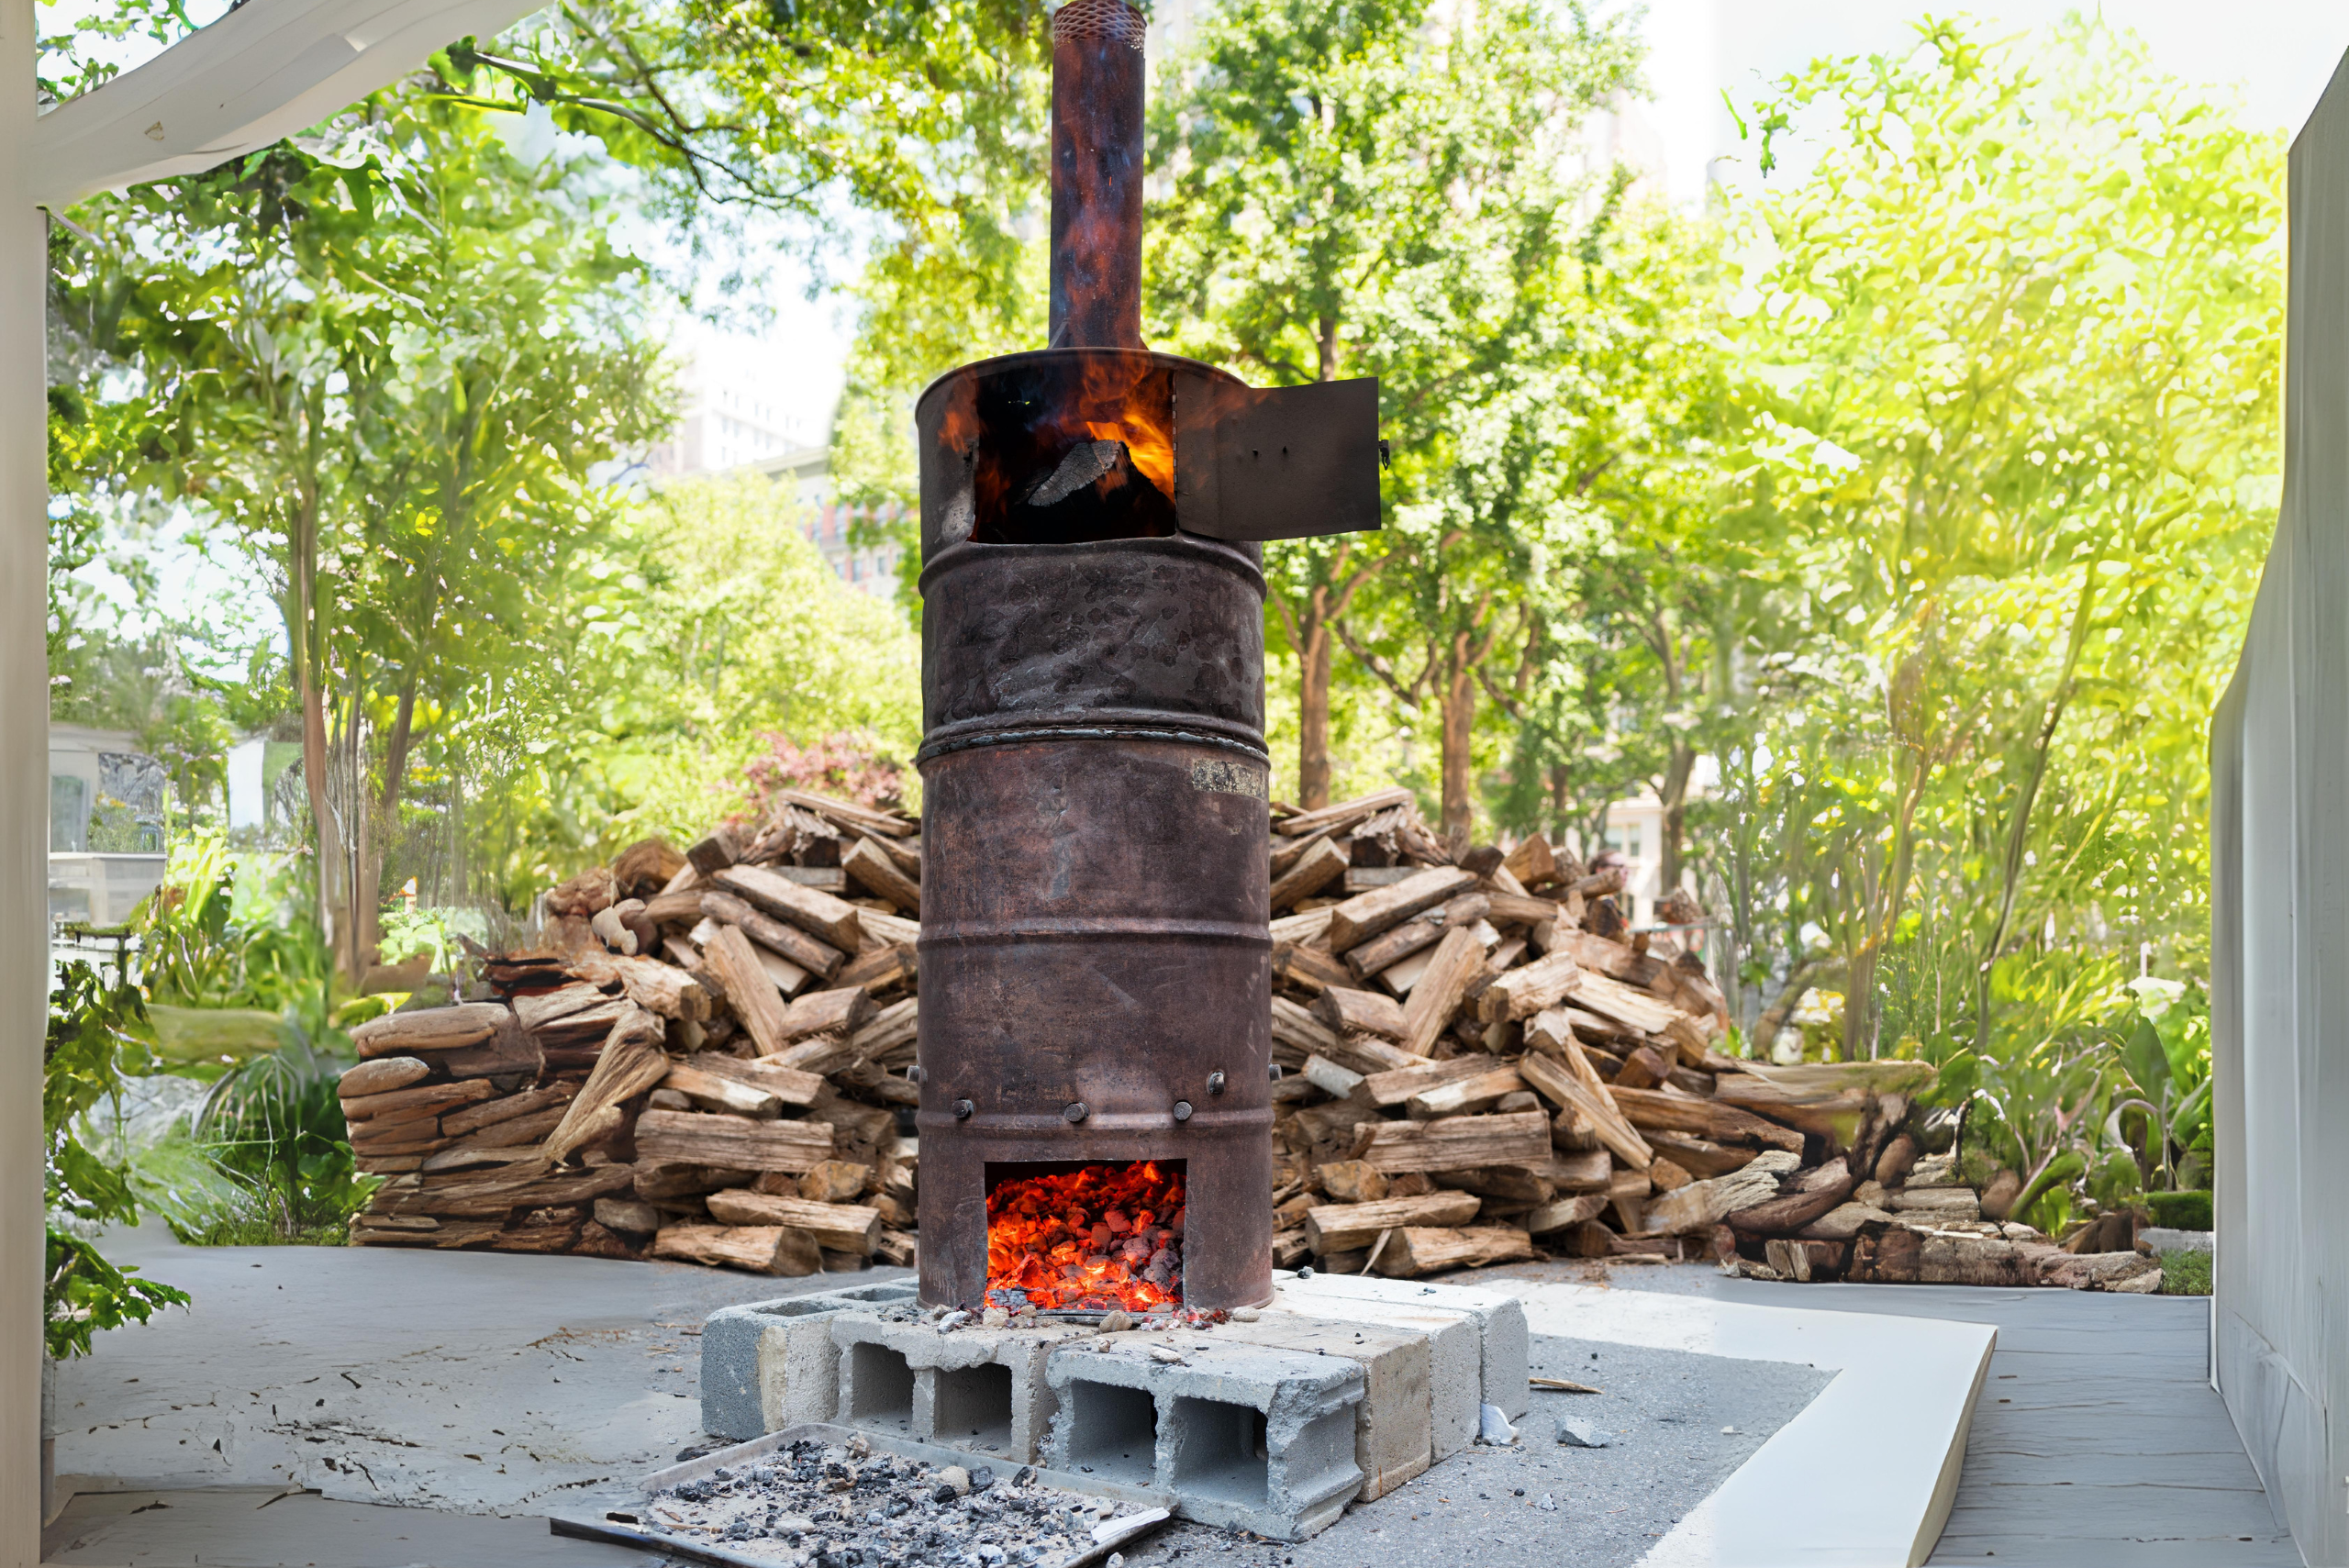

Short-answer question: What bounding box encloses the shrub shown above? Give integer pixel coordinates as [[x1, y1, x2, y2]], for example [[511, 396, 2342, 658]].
[[2159, 1249, 2212, 1296], [2147, 1190, 2212, 1231]]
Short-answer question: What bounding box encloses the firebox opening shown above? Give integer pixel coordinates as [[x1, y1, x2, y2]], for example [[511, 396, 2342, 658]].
[[1063, 1379, 1160, 1485], [985, 1159, 1186, 1314], [1169, 1397, 1270, 1507], [845, 1341, 917, 1437], [945, 357, 1181, 547], [933, 1362, 1016, 1454]]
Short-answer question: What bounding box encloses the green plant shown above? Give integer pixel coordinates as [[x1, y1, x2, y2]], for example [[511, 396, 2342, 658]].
[[44, 962, 189, 1359], [172, 1026, 374, 1246], [2159, 1249, 2212, 1296], [2148, 1190, 2213, 1231]]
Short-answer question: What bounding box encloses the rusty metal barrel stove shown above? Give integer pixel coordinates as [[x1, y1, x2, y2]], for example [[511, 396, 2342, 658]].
[[912, 0, 1378, 1313]]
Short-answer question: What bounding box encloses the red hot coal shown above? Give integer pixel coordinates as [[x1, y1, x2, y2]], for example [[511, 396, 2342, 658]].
[[911, 0, 1381, 1313]]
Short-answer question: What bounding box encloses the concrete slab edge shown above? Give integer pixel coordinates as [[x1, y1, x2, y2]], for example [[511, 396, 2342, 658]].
[[1510, 1283, 1996, 1568]]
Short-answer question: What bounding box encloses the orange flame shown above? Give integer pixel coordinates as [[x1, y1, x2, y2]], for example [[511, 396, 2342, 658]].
[[1074, 355, 1174, 497], [985, 1161, 1185, 1312]]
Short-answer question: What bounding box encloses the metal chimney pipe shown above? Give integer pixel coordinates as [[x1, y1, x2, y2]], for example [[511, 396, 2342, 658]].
[[1048, 0, 1147, 349]]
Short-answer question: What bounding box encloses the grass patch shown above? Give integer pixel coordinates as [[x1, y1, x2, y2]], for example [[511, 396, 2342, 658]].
[[2159, 1248, 2212, 1296]]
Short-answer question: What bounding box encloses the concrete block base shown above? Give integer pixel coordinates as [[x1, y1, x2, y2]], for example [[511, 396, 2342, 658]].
[[1046, 1335, 1364, 1540], [697, 1282, 918, 1441], [829, 1314, 1089, 1464], [1263, 1290, 1480, 1461], [1276, 1270, 1531, 1419]]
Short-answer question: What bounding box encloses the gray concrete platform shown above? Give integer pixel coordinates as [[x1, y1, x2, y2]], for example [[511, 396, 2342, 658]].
[[42, 1485, 662, 1566], [1454, 1259, 2300, 1568]]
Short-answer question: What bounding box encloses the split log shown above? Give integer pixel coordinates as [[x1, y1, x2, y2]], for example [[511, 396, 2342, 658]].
[[681, 1051, 825, 1109], [1642, 1133, 1753, 1180], [1476, 951, 1583, 1024], [1606, 1085, 1807, 1154], [1327, 868, 1479, 952], [385, 1164, 637, 1219], [541, 1004, 670, 1165], [651, 1223, 823, 1277], [837, 943, 916, 995], [704, 1190, 882, 1255], [1642, 1151, 1801, 1235], [1502, 834, 1558, 888], [858, 910, 921, 951], [1270, 836, 1348, 911], [1370, 1226, 1535, 1278], [632, 1109, 838, 1173], [772, 786, 915, 840], [874, 1233, 918, 1268], [1398, 928, 1485, 1056], [1536, 1150, 1614, 1194], [1798, 1201, 1895, 1241], [1275, 786, 1414, 839], [1303, 1191, 1482, 1253], [1726, 1156, 1857, 1239], [700, 925, 794, 1056], [715, 865, 864, 951], [686, 825, 745, 876], [1361, 1054, 1499, 1110], [797, 1160, 873, 1202], [1271, 996, 1341, 1063], [1274, 942, 1355, 995], [1354, 1109, 1551, 1173], [1524, 1194, 1609, 1235], [662, 1062, 783, 1118], [351, 1003, 510, 1059], [513, 982, 617, 1034], [1563, 972, 1681, 1038], [634, 1162, 754, 1201], [1312, 987, 1409, 1042], [594, 1197, 662, 1236], [339, 1057, 431, 1097], [1482, 892, 1561, 928], [1342, 895, 1488, 980], [1431, 1165, 1553, 1205], [852, 996, 919, 1066], [340, 1079, 497, 1121], [1610, 1045, 1675, 1092], [1517, 1050, 1652, 1170], [441, 1083, 576, 1140], [842, 838, 921, 914], [608, 954, 712, 1021], [1405, 1066, 1526, 1121], [776, 1034, 860, 1076], [440, 1105, 570, 1154], [1317, 1161, 1388, 1204], [437, 1011, 543, 1079], [779, 986, 875, 1043], [701, 890, 845, 980]]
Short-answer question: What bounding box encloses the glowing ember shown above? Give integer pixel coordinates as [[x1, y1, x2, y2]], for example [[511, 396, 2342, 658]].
[[985, 1162, 1185, 1313]]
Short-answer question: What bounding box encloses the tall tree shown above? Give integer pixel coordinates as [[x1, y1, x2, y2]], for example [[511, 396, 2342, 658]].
[[1143, 0, 1640, 809]]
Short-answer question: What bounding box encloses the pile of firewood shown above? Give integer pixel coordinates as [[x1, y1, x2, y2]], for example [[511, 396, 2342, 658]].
[[1264, 789, 2165, 1293], [340, 788, 922, 1273]]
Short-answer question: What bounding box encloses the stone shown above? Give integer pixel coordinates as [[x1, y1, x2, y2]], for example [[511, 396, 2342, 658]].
[[1275, 1271, 1531, 1419], [1555, 1418, 1608, 1448], [937, 1464, 972, 1496], [1043, 1335, 1364, 1540], [697, 1281, 918, 1440]]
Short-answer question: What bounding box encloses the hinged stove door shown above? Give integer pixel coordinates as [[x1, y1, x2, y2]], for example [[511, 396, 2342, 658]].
[[1172, 374, 1382, 542]]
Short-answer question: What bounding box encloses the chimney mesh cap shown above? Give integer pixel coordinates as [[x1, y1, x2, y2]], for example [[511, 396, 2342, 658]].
[[1052, 0, 1147, 48]]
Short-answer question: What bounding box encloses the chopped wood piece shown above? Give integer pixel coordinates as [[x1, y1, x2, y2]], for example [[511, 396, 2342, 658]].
[[852, 997, 918, 1066], [1524, 1194, 1609, 1235], [1271, 996, 1341, 1063], [1483, 892, 1561, 927], [1370, 1226, 1534, 1278], [1361, 1054, 1497, 1110], [1606, 1086, 1807, 1153], [686, 825, 746, 876], [1302, 1055, 1367, 1100], [1432, 1165, 1555, 1205], [633, 1162, 754, 1201], [339, 1058, 431, 1097], [701, 925, 794, 1056], [1312, 986, 1409, 1041], [775, 1033, 860, 1076], [632, 1109, 837, 1173], [842, 838, 922, 914], [1275, 787, 1415, 839], [1328, 868, 1480, 952], [436, 1011, 544, 1079], [1502, 834, 1559, 888], [771, 787, 917, 839], [1398, 927, 1484, 1056], [1518, 1049, 1653, 1170], [662, 1061, 783, 1118], [705, 1190, 882, 1255], [1270, 906, 1337, 947], [1612, 1045, 1675, 1092], [541, 1005, 671, 1165], [1355, 1109, 1552, 1173], [716, 865, 864, 951], [1317, 1161, 1389, 1204], [683, 1051, 824, 1108], [1274, 942, 1355, 995], [1406, 1065, 1527, 1121], [1320, 1030, 1421, 1076], [340, 1079, 498, 1121], [1643, 1151, 1803, 1235], [608, 954, 712, 1020], [798, 1161, 873, 1203], [837, 942, 917, 995], [701, 889, 845, 980], [1270, 836, 1349, 911], [351, 1003, 510, 1059], [780, 986, 875, 1043], [440, 1083, 577, 1140], [1645, 1134, 1757, 1180], [1567, 971, 1682, 1036], [874, 1232, 918, 1268], [651, 1223, 822, 1276], [384, 1164, 637, 1219], [1476, 951, 1583, 1023], [1304, 1191, 1482, 1252], [1726, 1156, 1857, 1239]]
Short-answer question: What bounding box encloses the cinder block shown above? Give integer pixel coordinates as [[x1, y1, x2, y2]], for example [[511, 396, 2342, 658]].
[[1207, 1318, 1431, 1499], [828, 1314, 1089, 1464], [698, 1282, 918, 1440], [1046, 1335, 1364, 1540], [1264, 1291, 1480, 1460], [1276, 1271, 1531, 1418]]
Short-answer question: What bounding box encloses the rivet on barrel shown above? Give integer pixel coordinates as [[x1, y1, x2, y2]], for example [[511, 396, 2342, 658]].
[[953, 1099, 974, 1120], [1063, 1102, 1091, 1124], [1208, 1071, 1226, 1096], [1173, 1100, 1194, 1123]]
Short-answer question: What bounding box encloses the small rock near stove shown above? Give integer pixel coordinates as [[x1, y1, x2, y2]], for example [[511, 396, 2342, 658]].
[[1556, 1418, 1609, 1448]]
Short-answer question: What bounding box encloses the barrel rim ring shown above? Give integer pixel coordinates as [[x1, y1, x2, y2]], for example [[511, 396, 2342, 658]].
[[916, 722, 1270, 766]]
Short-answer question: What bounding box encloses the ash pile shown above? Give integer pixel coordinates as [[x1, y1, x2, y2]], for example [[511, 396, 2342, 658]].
[[340, 786, 922, 1269], [646, 1435, 1152, 1567], [1265, 788, 2165, 1291]]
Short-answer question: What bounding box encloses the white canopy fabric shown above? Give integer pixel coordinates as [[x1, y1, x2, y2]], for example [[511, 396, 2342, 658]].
[[2210, 47, 2349, 1568]]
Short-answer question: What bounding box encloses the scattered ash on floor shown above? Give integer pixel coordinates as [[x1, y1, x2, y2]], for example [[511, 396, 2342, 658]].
[[642, 1434, 1159, 1567]]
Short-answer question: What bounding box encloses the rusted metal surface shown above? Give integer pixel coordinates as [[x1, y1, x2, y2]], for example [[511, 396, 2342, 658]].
[[1048, 0, 1147, 348]]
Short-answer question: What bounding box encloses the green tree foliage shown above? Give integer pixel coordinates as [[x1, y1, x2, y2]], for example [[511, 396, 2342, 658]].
[[1705, 19, 2280, 1059], [1145, 0, 1642, 823]]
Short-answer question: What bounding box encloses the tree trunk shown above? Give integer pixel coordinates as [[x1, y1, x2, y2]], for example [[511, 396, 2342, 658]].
[[1658, 740, 1696, 898], [1439, 649, 1476, 850], [355, 681, 421, 971], [1298, 615, 1335, 810]]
